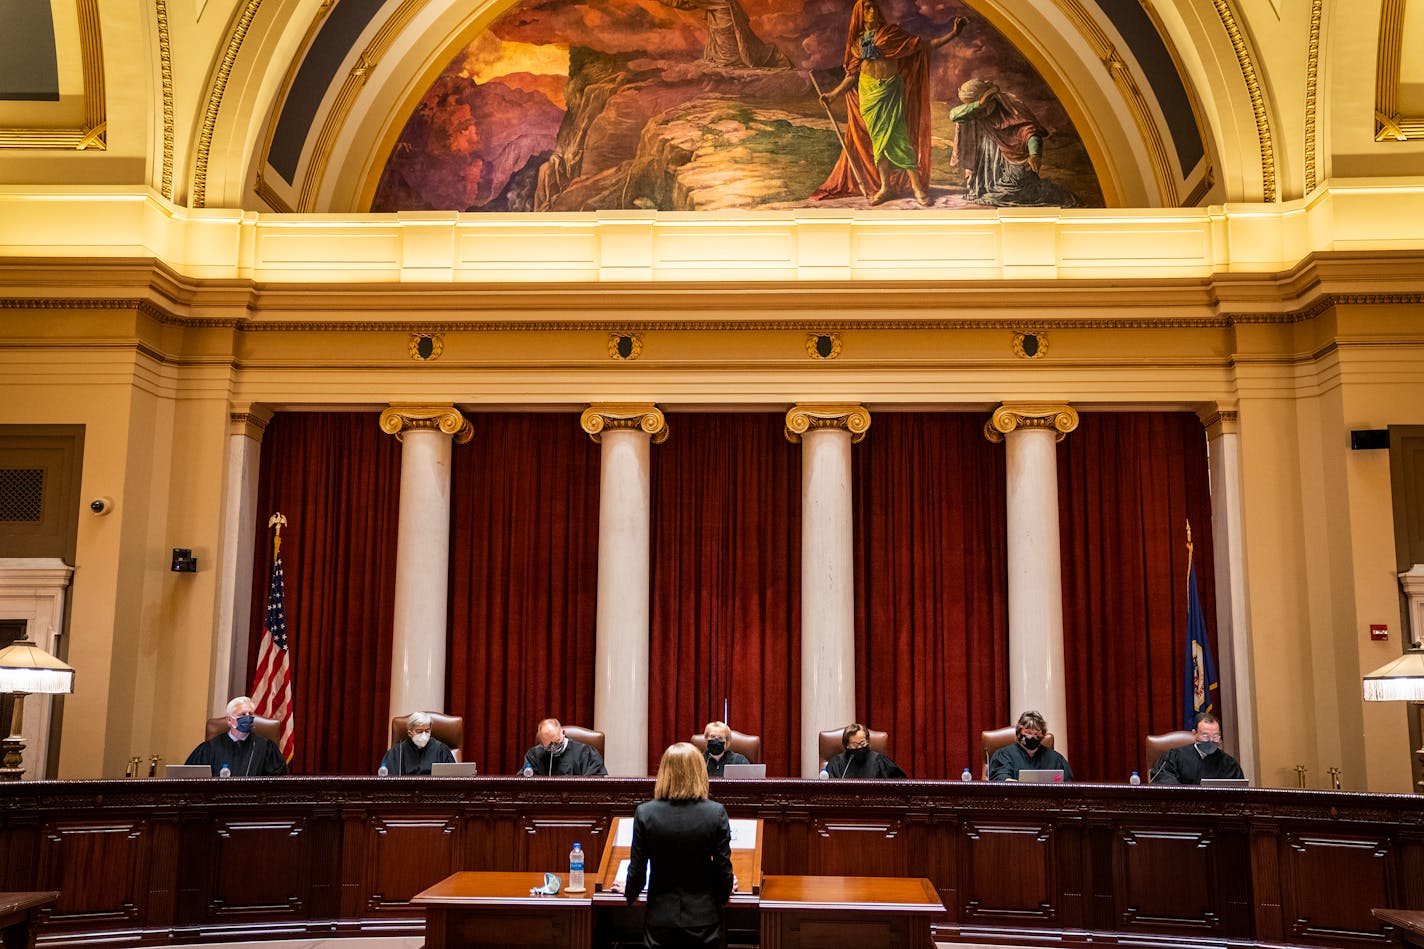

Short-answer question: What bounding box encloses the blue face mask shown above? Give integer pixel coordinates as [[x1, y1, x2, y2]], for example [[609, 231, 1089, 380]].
[[235, 714, 255, 734]]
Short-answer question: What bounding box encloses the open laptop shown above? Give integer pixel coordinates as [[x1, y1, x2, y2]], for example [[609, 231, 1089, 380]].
[[165, 764, 214, 778], [1017, 769, 1065, 784], [431, 762, 478, 776], [1200, 777, 1250, 788], [721, 763, 767, 779]]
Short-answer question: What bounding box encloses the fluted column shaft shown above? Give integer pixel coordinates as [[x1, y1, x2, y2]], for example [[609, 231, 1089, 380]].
[[213, 407, 271, 711], [380, 405, 472, 724], [787, 404, 870, 777], [582, 405, 668, 777], [987, 404, 1077, 756]]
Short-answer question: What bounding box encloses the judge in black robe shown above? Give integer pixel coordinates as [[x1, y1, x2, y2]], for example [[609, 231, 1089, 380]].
[[987, 710, 1073, 781], [825, 747, 907, 779], [521, 718, 608, 775], [380, 736, 456, 775], [701, 721, 751, 777], [185, 696, 288, 776], [1150, 715, 1244, 784], [824, 723, 908, 779]]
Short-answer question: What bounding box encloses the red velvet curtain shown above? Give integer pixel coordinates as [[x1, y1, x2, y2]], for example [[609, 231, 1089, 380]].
[[445, 413, 602, 775], [852, 413, 1011, 779], [1057, 411, 1218, 781], [648, 414, 802, 775], [248, 412, 402, 775]]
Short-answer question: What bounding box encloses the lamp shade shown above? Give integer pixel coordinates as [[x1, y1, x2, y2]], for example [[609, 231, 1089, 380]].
[[0, 640, 75, 695], [1362, 652, 1424, 702]]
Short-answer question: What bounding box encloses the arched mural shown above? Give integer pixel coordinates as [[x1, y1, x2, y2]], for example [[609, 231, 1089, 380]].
[[372, 0, 1104, 212]]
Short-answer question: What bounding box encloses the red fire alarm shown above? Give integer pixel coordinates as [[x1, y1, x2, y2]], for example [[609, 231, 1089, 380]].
[[1370, 624, 1389, 641]]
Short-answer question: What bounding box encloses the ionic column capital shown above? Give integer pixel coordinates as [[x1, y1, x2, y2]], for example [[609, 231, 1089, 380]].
[[580, 403, 669, 444], [784, 403, 871, 444], [984, 403, 1079, 443], [379, 404, 473, 444], [229, 404, 273, 441], [1198, 402, 1240, 439]]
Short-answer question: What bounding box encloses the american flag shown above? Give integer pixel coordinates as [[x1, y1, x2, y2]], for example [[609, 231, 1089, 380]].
[[252, 536, 295, 762]]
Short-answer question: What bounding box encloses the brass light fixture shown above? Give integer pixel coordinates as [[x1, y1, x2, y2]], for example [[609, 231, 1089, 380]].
[[0, 639, 76, 781]]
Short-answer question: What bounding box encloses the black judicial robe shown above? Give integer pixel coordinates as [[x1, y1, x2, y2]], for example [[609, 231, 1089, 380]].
[[379, 737, 456, 775], [986, 742, 1073, 782], [520, 738, 608, 775], [185, 732, 288, 776], [1150, 744, 1245, 784], [824, 749, 907, 779], [704, 750, 751, 777]]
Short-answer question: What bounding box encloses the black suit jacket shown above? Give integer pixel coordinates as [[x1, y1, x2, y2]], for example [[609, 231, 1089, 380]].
[[624, 797, 734, 930]]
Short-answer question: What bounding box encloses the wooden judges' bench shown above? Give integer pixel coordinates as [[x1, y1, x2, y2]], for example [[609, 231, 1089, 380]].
[[2, 777, 1424, 947]]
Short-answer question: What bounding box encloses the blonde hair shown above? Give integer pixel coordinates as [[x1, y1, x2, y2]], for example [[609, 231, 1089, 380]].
[[653, 742, 710, 801]]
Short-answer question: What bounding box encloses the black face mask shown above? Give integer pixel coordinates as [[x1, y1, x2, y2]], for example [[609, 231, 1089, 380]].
[[848, 746, 870, 763], [1019, 734, 1043, 752], [707, 738, 726, 756]]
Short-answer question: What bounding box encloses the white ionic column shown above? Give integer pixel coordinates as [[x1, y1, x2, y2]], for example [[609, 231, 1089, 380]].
[[581, 404, 668, 777], [212, 406, 271, 712], [379, 405, 472, 723], [787, 404, 870, 777], [986, 403, 1077, 756], [1202, 405, 1258, 778]]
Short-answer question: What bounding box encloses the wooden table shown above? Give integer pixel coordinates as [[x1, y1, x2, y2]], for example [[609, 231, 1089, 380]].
[[758, 875, 944, 949], [1375, 909, 1424, 948], [0, 893, 58, 949], [412, 871, 591, 949]]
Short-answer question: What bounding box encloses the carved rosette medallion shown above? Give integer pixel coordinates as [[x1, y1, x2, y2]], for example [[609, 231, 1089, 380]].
[[784, 404, 871, 444], [983, 404, 1079, 443], [580, 404, 669, 444], [378, 404, 474, 444]]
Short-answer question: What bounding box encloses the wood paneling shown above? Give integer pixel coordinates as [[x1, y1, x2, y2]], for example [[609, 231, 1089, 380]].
[[1, 779, 1422, 947]]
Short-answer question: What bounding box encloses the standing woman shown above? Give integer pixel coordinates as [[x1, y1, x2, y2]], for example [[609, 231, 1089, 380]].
[[623, 742, 735, 948]]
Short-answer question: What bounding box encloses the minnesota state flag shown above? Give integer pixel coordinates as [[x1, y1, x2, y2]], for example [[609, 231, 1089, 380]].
[[1183, 521, 1219, 730]]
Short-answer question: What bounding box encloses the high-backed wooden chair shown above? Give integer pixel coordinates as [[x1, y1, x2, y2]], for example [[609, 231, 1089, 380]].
[[981, 726, 1056, 779], [390, 712, 464, 762], [1144, 730, 1195, 779], [562, 725, 605, 758], [205, 715, 281, 745], [817, 726, 888, 771], [690, 729, 762, 764]]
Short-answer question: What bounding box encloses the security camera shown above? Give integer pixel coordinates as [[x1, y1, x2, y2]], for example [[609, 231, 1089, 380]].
[[89, 497, 114, 515]]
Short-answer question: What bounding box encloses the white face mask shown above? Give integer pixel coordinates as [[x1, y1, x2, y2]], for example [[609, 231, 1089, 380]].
[[411, 732, 431, 749]]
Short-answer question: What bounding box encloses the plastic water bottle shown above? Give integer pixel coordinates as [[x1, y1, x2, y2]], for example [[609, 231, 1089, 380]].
[[961, 766, 972, 781], [219, 763, 231, 778], [817, 768, 829, 779], [569, 843, 585, 891], [378, 763, 389, 777], [1129, 771, 1141, 785], [522, 761, 534, 777]]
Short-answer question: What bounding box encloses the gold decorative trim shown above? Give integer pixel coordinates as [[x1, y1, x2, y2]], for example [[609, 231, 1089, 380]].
[[806, 332, 843, 359], [0, 0, 108, 151], [378, 404, 473, 443], [1183, 168, 1215, 207], [984, 403, 1079, 443], [1375, 0, 1424, 140], [1210, 0, 1276, 200], [1011, 330, 1048, 358], [1304, 0, 1323, 191], [784, 404, 871, 444], [156, 0, 175, 198], [295, 0, 426, 211], [608, 333, 643, 360], [580, 404, 669, 443], [254, 174, 296, 213], [408, 333, 444, 360], [193, 0, 264, 208]]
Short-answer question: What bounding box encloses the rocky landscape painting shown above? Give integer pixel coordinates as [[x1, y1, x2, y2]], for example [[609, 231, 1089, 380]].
[[371, 0, 1105, 212]]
